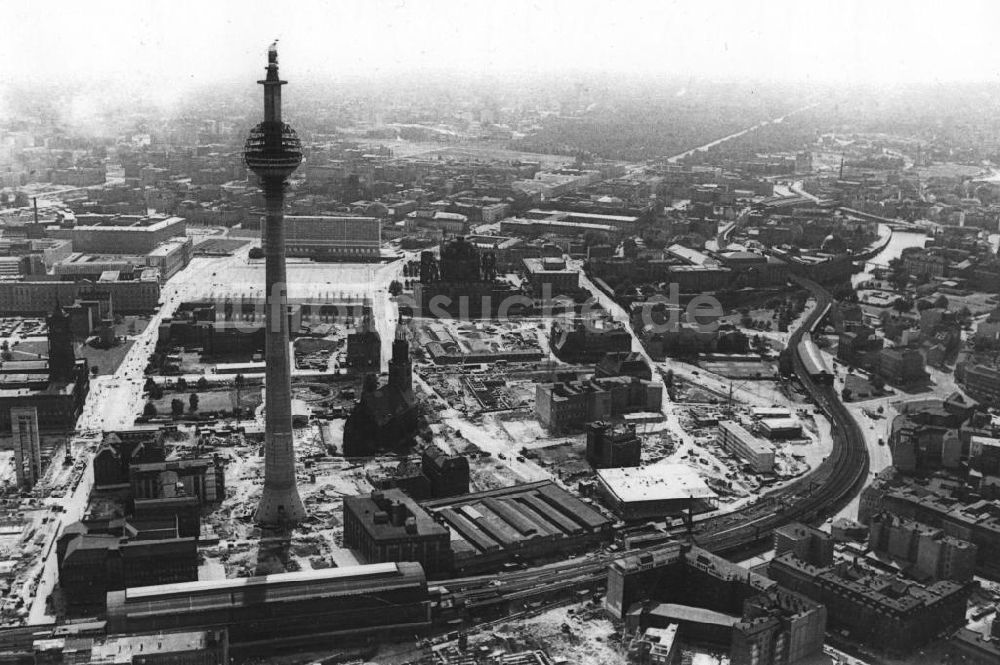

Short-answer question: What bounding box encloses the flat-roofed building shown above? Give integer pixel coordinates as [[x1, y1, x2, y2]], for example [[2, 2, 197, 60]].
[[257, 215, 381, 261], [717, 420, 774, 473], [343, 489, 452, 575], [758, 417, 802, 439], [595, 464, 717, 521], [960, 362, 1000, 405], [500, 217, 619, 238], [31, 629, 229, 665], [0, 275, 161, 315], [535, 376, 663, 433], [522, 257, 579, 298], [50, 215, 186, 254]]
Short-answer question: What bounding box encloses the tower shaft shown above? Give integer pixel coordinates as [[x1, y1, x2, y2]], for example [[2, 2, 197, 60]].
[[256, 187, 305, 523]]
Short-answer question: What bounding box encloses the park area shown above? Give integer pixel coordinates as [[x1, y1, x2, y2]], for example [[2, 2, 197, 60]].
[[144, 384, 262, 420]]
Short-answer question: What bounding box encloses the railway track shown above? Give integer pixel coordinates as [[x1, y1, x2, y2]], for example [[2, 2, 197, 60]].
[[439, 276, 871, 616], [692, 276, 870, 553]]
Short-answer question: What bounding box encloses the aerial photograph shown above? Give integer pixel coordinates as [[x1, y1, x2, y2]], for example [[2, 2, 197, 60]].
[[1, 0, 1000, 663]]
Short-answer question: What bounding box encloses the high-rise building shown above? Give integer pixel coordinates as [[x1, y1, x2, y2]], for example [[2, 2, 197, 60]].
[[243, 43, 305, 525], [11, 406, 41, 488], [47, 305, 76, 383]]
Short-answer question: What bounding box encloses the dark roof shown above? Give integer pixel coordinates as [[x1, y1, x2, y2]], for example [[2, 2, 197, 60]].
[[344, 489, 448, 542]]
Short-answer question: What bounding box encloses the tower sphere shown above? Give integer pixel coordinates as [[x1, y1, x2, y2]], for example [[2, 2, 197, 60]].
[[243, 121, 303, 182]]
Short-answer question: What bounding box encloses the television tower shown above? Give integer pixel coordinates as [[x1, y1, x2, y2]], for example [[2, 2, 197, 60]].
[[243, 42, 306, 525]]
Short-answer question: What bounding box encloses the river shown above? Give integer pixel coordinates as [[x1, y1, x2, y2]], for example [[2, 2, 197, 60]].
[[852, 226, 928, 287]]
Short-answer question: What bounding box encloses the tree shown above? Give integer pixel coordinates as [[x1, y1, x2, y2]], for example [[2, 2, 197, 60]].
[[196, 376, 209, 391], [144, 402, 158, 417], [891, 297, 913, 313], [144, 377, 157, 393], [933, 295, 949, 310], [189, 393, 199, 412], [870, 374, 886, 392], [663, 369, 674, 388], [176, 377, 187, 392], [234, 373, 246, 390], [171, 399, 184, 416], [91, 366, 99, 376], [248, 246, 264, 259], [841, 388, 852, 402], [388, 280, 403, 297]]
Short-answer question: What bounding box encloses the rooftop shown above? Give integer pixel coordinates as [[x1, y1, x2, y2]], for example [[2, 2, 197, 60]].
[[596, 464, 717, 503]]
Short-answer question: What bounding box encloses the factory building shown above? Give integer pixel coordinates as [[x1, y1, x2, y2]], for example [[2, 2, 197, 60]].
[[420, 481, 611, 574], [106, 563, 431, 648], [343, 489, 453, 576], [717, 421, 775, 473], [595, 464, 717, 521]]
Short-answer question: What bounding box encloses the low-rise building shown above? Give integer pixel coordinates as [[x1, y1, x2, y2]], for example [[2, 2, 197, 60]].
[[717, 421, 774, 473], [595, 464, 717, 521], [420, 481, 611, 574]]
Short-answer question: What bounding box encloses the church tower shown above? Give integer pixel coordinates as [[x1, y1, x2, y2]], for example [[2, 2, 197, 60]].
[[388, 322, 412, 394]]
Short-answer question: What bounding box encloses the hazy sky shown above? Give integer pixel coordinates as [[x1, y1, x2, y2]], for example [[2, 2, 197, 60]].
[[6, 0, 1000, 91]]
